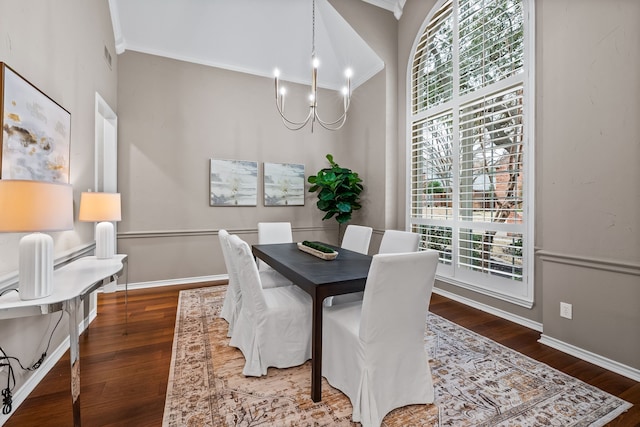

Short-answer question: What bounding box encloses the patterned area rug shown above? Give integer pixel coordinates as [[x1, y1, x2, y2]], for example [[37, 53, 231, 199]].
[[162, 286, 631, 426]]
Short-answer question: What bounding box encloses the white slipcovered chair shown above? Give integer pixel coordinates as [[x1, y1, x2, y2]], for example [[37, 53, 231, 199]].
[[257, 222, 293, 271], [219, 230, 290, 338], [228, 235, 313, 376], [219, 229, 241, 337], [340, 224, 373, 255], [378, 229, 421, 254], [327, 224, 373, 306], [322, 250, 439, 427]]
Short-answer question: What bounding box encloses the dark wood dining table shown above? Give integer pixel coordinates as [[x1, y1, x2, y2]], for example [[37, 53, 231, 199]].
[[252, 241, 372, 402]]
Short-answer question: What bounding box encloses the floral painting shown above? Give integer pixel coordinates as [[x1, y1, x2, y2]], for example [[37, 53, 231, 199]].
[[0, 63, 71, 183], [210, 159, 258, 206], [263, 162, 305, 206]]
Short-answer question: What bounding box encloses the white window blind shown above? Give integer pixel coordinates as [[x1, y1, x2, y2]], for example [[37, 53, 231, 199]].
[[411, 0, 453, 115], [408, 0, 533, 306]]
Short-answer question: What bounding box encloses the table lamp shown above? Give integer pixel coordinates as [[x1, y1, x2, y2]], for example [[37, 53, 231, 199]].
[[78, 192, 121, 259], [0, 180, 74, 300]]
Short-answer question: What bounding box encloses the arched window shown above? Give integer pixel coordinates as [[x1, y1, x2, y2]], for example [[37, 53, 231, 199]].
[[407, 0, 534, 306]]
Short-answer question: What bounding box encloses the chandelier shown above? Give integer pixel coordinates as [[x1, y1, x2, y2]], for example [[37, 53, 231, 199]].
[[273, 0, 352, 132]]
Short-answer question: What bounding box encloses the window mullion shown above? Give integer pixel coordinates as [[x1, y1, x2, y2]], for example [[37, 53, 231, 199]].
[[451, 0, 461, 278]]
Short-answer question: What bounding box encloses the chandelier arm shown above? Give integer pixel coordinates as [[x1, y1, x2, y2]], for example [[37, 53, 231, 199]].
[[315, 111, 348, 128], [282, 118, 313, 131], [313, 98, 351, 127], [315, 113, 348, 131], [275, 99, 313, 128]]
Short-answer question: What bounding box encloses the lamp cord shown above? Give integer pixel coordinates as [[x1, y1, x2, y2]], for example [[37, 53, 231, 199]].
[[0, 311, 63, 414]]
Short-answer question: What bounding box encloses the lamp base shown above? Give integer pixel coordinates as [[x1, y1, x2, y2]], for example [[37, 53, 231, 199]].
[[19, 233, 54, 300], [95, 221, 115, 259]]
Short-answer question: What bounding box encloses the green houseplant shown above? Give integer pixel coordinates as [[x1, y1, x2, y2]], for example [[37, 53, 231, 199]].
[[307, 154, 363, 224]]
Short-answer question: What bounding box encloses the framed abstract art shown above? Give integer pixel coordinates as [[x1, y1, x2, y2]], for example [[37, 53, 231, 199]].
[[263, 162, 305, 206], [209, 158, 258, 206], [0, 62, 71, 183]]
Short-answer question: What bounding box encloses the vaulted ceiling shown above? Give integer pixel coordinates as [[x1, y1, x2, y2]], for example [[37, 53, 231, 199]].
[[108, 0, 405, 91]]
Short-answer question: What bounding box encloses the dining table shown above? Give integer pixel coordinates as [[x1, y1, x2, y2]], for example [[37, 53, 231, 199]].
[[252, 241, 372, 402]]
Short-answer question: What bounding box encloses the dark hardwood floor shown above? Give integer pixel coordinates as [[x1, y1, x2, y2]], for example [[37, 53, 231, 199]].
[[4, 283, 639, 426]]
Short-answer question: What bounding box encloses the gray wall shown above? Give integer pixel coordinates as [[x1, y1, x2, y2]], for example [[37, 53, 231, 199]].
[[398, 0, 640, 370], [0, 0, 118, 408], [535, 0, 640, 369], [330, 0, 400, 251], [116, 50, 381, 283]]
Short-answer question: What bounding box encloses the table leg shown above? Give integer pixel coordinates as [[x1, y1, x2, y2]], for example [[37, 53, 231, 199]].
[[123, 258, 129, 335], [311, 289, 323, 402], [82, 296, 91, 338], [65, 296, 82, 427]]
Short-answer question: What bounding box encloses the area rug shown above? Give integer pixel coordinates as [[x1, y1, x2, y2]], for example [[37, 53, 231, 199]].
[[162, 286, 631, 426]]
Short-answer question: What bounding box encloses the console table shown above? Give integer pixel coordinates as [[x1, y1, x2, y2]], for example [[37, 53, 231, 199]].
[[0, 254, 128, 427]]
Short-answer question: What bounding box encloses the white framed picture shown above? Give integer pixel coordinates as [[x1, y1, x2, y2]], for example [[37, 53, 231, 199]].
[[263, 162, 305, 206], [210, 158, 258, 206]]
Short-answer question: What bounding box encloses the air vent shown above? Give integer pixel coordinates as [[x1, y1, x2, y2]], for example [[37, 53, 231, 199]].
[[104, 45, 112, 69]]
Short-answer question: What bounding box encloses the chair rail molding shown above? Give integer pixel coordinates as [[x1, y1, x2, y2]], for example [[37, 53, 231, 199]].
[[536, 249, 640, 277], [117, 226, 335, 239]]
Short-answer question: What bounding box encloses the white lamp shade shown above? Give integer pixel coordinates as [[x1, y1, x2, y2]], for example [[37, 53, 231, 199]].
[[0, 180, 74, 232], [79, 192, 121, 259], [78, 192, 121, 222], [0, 180, 74, 300]]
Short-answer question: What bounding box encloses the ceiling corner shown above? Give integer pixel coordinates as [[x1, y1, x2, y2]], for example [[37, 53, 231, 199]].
[[108, 0, 126, 54], [361, 0, 406, 19]]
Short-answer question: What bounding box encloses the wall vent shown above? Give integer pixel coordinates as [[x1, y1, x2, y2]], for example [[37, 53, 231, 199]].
[[104, 45, 112, 69]]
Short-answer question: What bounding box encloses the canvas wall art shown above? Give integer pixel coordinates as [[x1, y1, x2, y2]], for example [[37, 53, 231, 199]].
[[0, 63, 71, 183], [263, 162, 305, 206], [210, 158, 258, 206]]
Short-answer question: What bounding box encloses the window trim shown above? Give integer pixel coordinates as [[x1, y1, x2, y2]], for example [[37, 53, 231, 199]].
[[405, 0, 535, 308]]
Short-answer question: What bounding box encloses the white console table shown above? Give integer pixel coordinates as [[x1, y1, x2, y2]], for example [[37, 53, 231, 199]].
[[0, 254, 128, 427]]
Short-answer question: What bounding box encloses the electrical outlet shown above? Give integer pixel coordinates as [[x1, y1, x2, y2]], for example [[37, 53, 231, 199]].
[[560, 302, 572, 319]]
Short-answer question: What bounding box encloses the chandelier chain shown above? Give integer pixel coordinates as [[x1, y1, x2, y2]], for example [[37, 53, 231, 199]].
[[312, 0, 316, 57]]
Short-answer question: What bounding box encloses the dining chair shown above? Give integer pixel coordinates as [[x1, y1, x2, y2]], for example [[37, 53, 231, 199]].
[[219, 230, 291, 338], [326, 224, 373, 306], [340, 224, 372, 255], [257, 222, 293, 271], [331, 228, 420, 306], [228, 235, 313, 376], [322, 250, 439, 427], [378, 229, 421, 254], [218, 229, 241, 337]]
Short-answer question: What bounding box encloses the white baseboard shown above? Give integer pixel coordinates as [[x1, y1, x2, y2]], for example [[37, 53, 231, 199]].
[[538, 334, 640, 382], [432, 287, 543, 332], [432, 286, 640, 382], [111, 274, 227, 292]]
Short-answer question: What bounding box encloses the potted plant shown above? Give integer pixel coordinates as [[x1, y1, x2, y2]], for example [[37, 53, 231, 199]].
[[307, 154, 363, 231]]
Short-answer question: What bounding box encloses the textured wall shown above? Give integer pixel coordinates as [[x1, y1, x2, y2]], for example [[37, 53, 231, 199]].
[[536, 0, 640, 369], [0, 0, 118, 413]]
